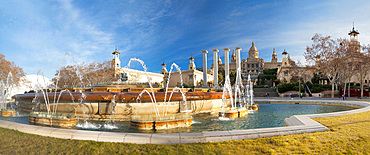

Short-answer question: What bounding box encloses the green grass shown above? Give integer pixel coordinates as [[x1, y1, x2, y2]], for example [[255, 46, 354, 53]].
[[0, 111, 369, 154]]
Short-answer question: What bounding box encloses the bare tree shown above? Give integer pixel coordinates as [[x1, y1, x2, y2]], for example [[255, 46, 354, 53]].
[[355, 45, 370, 97], [53, 60, 118, 88], [0, 53, 25, 86], [305, 34, 348, 98], [290, 61, 314, 94]]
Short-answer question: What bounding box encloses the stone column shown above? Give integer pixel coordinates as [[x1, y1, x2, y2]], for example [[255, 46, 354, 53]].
[[212, 49, 219, 88], [235, 47, 242, 86], [223, 48, 230, 78], [235, 47, 241, 71], [202, 50, 208, 87]]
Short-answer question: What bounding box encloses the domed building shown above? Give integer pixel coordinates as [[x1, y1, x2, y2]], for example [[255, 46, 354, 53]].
[[218, 42, 288, 85]]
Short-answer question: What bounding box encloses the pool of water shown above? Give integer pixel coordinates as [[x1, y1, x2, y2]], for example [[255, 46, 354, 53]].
[[0, 103, 354, 133]]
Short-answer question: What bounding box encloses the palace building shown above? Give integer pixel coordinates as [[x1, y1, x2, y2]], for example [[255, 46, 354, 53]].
[[217, 42, 293, 85], [110, 24, 368, 88]]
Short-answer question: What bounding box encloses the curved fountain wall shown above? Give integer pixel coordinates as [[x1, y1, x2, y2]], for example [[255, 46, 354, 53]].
[[0, 99, 368, 144]]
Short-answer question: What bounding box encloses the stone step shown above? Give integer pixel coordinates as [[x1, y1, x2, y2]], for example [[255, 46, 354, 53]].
[[252, 88, 279, 97]]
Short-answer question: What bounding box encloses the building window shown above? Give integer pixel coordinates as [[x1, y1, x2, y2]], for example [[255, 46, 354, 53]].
[[251, 70, 254, 73], [366, 80, 368, 83], [248, 64, 250, 68], [189, 75, 193, 80], [252, 64, 254, 68]]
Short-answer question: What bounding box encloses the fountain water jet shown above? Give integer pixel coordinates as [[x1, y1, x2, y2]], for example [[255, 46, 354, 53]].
[[128, 59, 191, 130], [0, 72, 17, 117]]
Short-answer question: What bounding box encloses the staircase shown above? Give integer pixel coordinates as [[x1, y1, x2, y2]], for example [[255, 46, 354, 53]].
[[253, 88, 279, 97]]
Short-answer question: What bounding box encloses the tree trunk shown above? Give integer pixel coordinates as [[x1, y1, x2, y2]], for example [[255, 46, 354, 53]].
[[331, 83, 334, 98], [361, 81, 364, 98], [348, 83, 351, 98], [343, 82, 347, 98]]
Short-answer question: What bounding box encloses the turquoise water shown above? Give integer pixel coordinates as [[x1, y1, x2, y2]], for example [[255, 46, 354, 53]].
[[0, 103, 354, 133]]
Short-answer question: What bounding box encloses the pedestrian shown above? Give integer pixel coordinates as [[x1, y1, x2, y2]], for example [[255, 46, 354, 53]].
[[345, 93, 348, 100], [300, 93, 303, 98], [267, 93, 270, 98], [290, 93, 293, 99], [342, 94, 345, 100]]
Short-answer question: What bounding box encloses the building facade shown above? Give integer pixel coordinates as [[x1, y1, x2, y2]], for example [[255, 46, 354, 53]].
[[112, 49, 164, 84], [217, 42, 288, 85], [162, 57, 214, 87], [347, 26, 370, 87]]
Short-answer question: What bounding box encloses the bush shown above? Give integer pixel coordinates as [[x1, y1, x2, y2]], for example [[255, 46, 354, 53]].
[[254, 85, 267, 88], [278, 82, 315, 93]]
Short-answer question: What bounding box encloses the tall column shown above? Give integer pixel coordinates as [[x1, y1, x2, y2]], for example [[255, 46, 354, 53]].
[[212, 49, 219, 88], [202, 50, 208, 87], [235, 47, 241, 71], [223, 48, 230, 78], [235, 47, 242, 86]]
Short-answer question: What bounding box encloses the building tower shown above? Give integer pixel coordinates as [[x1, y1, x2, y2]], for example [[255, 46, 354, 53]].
[[271, 48, 278, 63], [112, 48, 121, 69], [281, 49, 289, 67], [249, 41, 259, 58], [189, 56, 196, 70], [161, 61, 168, 74], [348, 24, 360, 53], [231, 49, 236, 63]]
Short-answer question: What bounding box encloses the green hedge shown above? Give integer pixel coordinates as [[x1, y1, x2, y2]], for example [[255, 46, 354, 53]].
[[277, 82, 332, 93]]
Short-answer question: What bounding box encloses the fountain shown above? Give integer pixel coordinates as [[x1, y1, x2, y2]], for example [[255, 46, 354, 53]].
[[127, 59, 192, 130], [27, 53, 83, 127], [15, 55, 228, 130], [0, 72, 17, 117], [219, 47, 250, 118]]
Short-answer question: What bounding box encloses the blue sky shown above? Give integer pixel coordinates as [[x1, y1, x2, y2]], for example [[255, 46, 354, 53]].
[[1, 0, 369, 79]]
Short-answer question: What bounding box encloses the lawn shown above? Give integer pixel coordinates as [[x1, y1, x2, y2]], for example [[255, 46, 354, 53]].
[[0, 111, 369, 154]]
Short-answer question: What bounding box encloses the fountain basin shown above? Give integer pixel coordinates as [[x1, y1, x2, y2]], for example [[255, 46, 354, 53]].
[[16, 92, 229, 117], [0, 109, 16, 117], [130, 114, 192, 130], [29, 112, 77, 127], [219, 107, 248, 118], [238, 107, 249, 117], [252, 105, 259, 111]]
